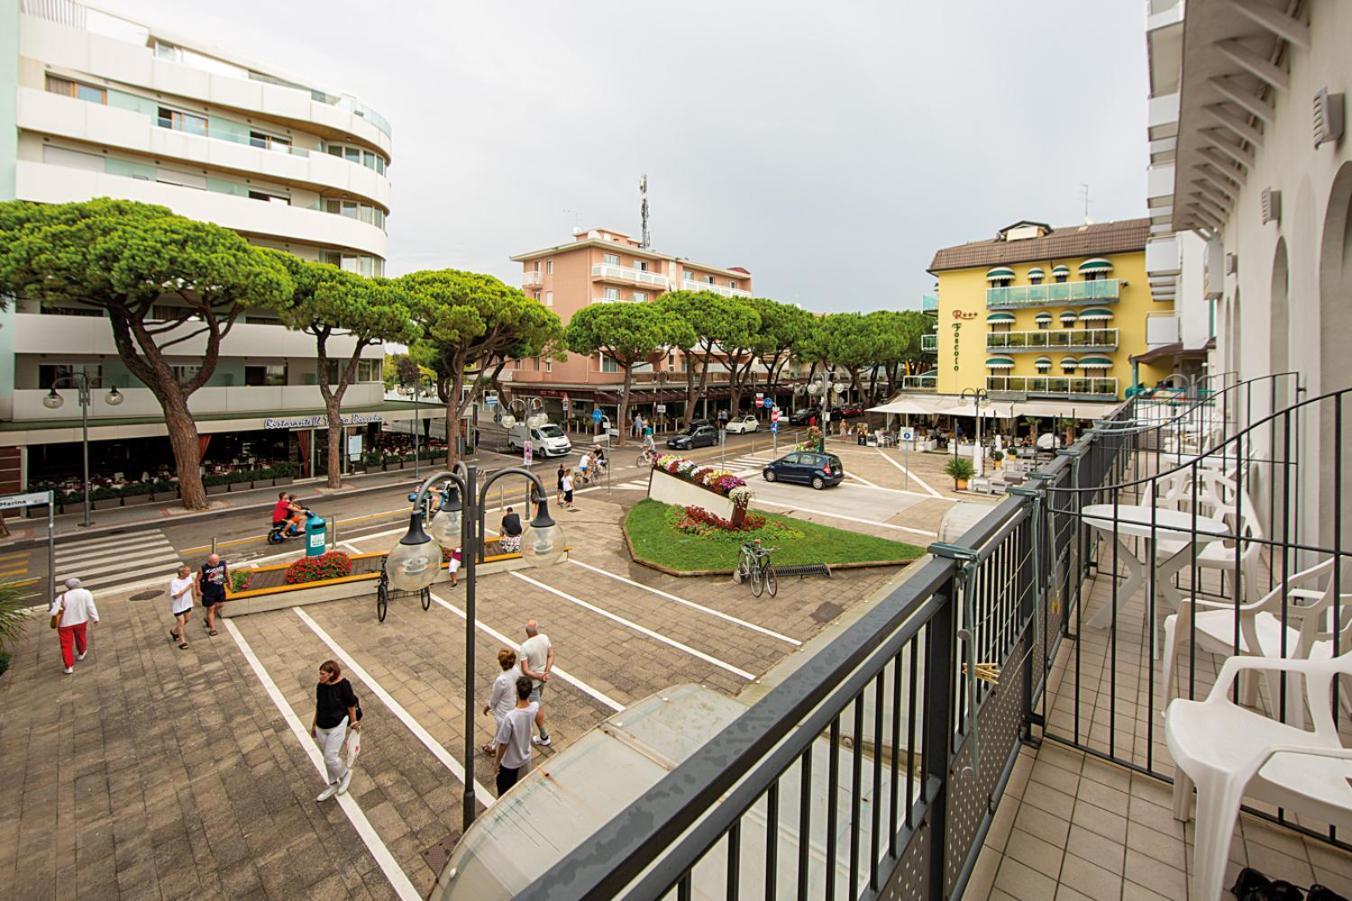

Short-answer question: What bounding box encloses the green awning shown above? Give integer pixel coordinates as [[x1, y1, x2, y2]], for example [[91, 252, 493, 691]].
[[1060, 357, 1079, 368], [1078, 258, 1113, 273], [986, 266, 1016, 281], [1079, 355, 1114, 367], [1078, 308, 1114, 320], [986, 356, 1015, 368], [1034, 356, 1053, 368], [1051, 265, 1071, 277], [986, 312, 1016, 323], [1034, 312, 1053, 322], [1059, 311, 1079, 322], [1026, 267, 1045, 279]]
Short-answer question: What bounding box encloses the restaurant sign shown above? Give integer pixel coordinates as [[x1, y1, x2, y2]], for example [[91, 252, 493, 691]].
[[264, 413, 384, 430]]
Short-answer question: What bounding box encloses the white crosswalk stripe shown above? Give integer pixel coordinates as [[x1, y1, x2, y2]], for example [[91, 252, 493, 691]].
[[53, 529, 183, 591]]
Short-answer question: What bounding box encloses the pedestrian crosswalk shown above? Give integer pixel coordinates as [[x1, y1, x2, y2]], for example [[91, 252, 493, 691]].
[[54, 529, 182, 592], [615, 455, 774, 490]]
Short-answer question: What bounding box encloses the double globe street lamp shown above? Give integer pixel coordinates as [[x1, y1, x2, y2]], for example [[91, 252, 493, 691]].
[[805, 373, 848, 452], [387, 461, 563, 831], [43, 371, 125, 528]]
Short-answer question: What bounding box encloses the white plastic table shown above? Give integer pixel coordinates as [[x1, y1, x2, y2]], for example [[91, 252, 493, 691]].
[[1080, 504, 1229, 636]]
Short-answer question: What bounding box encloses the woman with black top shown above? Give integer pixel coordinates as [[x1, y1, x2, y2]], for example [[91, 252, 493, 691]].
[[310, 659, 359, 802]]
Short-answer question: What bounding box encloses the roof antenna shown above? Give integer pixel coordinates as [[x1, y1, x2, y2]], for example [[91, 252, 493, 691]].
[[639, 175, 650, 249], [1080, 184, 1093, 224], [564, 208, 583, 235]]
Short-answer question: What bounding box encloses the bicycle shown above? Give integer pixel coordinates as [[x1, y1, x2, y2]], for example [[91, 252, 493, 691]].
[[635, 446, 659, 468], [737, 542, 778, 598]]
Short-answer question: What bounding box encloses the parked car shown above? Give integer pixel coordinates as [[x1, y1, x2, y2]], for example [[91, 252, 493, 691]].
[[507, 422, 572, 457], [836, 404, 865, 418], [788, 408, 816, 425], [667, 424, 719, 450], [762, 451, 845, 490], [724, 414, 760, 434]]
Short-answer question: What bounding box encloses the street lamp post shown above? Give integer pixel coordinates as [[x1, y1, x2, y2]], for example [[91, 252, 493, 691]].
[[806, 371, 848, 453], [959, 387, 989, 477], [388, 463, 563, 833], [400, 378, 428, 479], [43, 370, 124, 528]]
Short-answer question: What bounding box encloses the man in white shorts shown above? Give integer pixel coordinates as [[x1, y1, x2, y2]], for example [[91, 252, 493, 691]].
[[168, 564, 195, 650]]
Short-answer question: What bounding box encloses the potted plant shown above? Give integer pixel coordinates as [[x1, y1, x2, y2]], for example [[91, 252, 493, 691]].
[[945, 456, 976, 490], [991, 449, 1005, 470], [1023, 416, 1040, 443], [1058, 416, 1077, 445]]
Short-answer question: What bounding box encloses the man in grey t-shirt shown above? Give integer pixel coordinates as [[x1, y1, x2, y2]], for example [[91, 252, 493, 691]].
[[495, 676, 544, 795]]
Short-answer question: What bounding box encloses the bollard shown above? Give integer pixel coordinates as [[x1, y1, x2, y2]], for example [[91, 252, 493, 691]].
[[328, 515, 337, 551]]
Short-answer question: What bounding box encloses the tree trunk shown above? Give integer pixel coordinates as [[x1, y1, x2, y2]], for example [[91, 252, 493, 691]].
[[161, 391, 207, 510], [447, 369, 465, 467], [683, 354, 698, 427], [617, 366, 632, 447], [325, 402, 344, 489]]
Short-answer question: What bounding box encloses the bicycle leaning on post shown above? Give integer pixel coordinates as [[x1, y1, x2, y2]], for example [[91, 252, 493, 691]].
[[736, 540, 778, 598]]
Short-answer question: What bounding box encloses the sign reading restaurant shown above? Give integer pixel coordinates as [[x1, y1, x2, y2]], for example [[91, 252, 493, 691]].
[[264, 413, 384, 430]]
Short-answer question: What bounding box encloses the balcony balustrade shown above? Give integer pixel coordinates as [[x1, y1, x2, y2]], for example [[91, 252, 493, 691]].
[[522, 271, 543, 288], [985, 374, 1118, 400], [985, 328, 1118, 352], [900, 374, 937, 392], [679, 277, 752, 298], [593, 264, 671, 290], [921, 333, 937, 353], [986, 279, 1121, 308]]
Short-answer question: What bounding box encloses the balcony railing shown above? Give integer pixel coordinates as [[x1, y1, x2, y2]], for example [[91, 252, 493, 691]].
[[592, 264, 670, 290], [680, 277, 752, 298], [900, 374, 936, 392], [985, 328, 1118, 352], [986, 279, 1121, 308], [921, 293, 938, 313], [521, 271, 543, 288], [985, 375, 1119, 399], [920, 334, 937, 353]]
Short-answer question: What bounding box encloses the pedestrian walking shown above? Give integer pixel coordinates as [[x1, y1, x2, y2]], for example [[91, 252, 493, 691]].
[[631, 411, 642, 438], [518, 619, 553, 746], [310, 659, 360, 802], [499, 507, 523, 553], [49, 577, 99, 675], [197, 553, 228, 636], [448, 546, 463, 587], [494, 676, 545, 795], [561, 467, 576, 511], [168, 564, 195, 650], [482, 648, 521, 755], [556, 463, 566, 506]]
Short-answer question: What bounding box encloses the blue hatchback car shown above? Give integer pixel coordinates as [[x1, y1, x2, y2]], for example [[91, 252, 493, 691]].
[[762, 451, 845, 490]]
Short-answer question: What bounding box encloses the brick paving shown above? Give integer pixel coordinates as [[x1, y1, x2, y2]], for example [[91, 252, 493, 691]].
[[0, 486, 921, 900]]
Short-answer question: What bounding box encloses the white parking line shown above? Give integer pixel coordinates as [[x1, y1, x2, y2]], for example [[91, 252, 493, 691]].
[[755, 500, 938, 538], [293, 608, 497, 807], [223, 620, 420, 901], [510, 572, 755, 680], [873, 448, 945, 499], [428, 591, 624, 712], [566, 559, 800, 646]]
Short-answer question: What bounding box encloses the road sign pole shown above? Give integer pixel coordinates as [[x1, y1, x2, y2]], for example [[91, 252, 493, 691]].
[[904, 440, 911, 492], [47, 490, 55, 601]]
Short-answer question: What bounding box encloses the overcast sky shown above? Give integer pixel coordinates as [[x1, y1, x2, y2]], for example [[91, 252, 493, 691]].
[[104, 0, 1150, 313]]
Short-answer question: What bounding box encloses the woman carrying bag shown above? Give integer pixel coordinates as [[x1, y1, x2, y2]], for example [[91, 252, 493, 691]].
[[309, 659, 361, 802]]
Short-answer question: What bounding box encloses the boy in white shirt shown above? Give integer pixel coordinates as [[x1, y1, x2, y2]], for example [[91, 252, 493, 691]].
[[168, 564, 195, 650], [49, 577, 99, 675]]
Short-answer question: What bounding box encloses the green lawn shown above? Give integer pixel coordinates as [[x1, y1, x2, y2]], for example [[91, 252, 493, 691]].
[[623, 499, 925, 573]]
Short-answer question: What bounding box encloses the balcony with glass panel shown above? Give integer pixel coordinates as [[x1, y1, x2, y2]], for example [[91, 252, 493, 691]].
[[986, 279, 1121, 309], [920, 333, 937, 353], [921, 293, 938, 313], [985, 328, 1118, 352], [900, 374, 937, 392], [985, 374, 1118, 400]]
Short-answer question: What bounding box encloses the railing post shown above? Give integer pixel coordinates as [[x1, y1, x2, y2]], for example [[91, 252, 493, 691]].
[[923, 578, 957, 900]]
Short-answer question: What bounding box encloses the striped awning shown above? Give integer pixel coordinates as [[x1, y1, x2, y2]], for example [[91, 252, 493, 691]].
[[986, 312, 1016, 323], [1051, 265, 1071, 278], [1026, 267, 1045, 280], [1078, 258, 1113, 274], [986, 356, 1015, 369], [986, 266, 1016, 282], [1079, 355, 1113, 368], [1034, 356, 1053, 368], [1059, 311, 1079, 322], [1034, 312, 1053, 323], [1060, 357, 1079, 369], [1078, 308, 1113, 321]]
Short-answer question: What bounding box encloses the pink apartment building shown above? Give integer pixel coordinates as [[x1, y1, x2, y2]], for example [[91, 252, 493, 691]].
[[505, 227, 753, 427]]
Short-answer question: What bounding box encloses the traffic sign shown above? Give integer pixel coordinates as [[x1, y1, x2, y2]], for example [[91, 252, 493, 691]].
[[899, 427, 915, 443], [771, 408, 780, 422], [0, 490, 52, 511], [591, 408, 603, 423], [656, 404, 666, 413], [524, 442, 533, 465], [770, 422, 779, 433]]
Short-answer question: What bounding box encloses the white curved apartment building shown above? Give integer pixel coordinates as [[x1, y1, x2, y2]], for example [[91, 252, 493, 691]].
[[0, 0, 401, 493]]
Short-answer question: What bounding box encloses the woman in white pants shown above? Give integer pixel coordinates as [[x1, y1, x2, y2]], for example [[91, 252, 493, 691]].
[[309, 659, 359, 802]]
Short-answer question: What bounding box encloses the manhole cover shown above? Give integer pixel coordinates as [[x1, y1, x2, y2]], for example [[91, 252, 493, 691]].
[[129, 590, 161, 602], [812, 601, 844, 623], [421, 832, 461, 874]]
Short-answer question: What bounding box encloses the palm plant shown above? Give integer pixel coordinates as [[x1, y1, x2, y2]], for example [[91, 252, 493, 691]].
[[0, 579, 34, 658]]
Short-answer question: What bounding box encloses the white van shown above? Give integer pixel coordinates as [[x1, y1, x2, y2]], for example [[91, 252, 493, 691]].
[[506, 421, 572, 457]]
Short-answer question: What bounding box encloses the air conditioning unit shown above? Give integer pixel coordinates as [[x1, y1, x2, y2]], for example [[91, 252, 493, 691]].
[[1314, 87, 1345, 149], [1261, 188, 1281, 224], [1225, 252, 1239, 276]]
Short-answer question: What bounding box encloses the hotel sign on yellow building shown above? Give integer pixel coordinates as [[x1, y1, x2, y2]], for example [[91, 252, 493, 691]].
[[927, 219, 1175, 403]]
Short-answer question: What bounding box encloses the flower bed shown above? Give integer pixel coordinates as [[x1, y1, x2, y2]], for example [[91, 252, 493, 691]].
[[674, 505, 767, 537], [650, 454, 755, 524], [284, 551, 353, 584]]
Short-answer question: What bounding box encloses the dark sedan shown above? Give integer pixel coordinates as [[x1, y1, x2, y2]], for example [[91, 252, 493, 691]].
[[762, 451, 845, 489], [667, 424, 719, 450], [788, 408, 816, 425]]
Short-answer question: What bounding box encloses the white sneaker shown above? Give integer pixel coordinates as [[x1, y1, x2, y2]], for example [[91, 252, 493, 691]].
[[316, 782, 340, 802], [63, 666, 73, 675], [533, 735, 552, 748], [76, 651, 87, 661], [338, 770, 352, 795]]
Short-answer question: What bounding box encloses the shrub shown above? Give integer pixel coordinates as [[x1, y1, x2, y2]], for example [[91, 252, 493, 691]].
[[945, 456, 976, 485], [991, 450, 1004, 462], [230, 570, 254, 593], [283, 551, 353, 585], [0, 649, 10, 678], [0, 581, 32, 654]]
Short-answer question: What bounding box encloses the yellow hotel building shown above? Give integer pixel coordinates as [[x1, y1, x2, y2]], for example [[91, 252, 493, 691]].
[[926, 218, 1176, 408]]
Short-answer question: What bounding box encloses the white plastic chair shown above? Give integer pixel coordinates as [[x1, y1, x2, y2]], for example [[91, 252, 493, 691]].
[[1161, 559, 1352, 726], [1168, 654, 1352, 901]]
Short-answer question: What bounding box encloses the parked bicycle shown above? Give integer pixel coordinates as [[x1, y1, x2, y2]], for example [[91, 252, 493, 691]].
[[736, 540, 778, 598]]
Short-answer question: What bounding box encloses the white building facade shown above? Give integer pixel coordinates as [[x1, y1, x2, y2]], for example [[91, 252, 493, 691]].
[[0, 0, 396, 490], [1145, 0, 1352, 546]]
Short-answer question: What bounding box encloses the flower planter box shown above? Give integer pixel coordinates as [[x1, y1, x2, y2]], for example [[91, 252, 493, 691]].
[[648, 469, 737, 521], [121, 493, 154, 506]]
